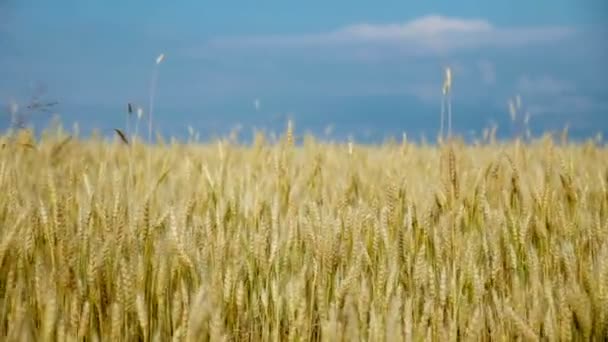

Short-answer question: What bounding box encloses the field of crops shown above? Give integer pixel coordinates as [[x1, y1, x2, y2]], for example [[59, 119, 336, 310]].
[[1, 127, 607, 341]]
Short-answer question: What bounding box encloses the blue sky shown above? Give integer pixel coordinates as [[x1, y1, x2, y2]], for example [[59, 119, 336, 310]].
[[1, 1, 607, 142]]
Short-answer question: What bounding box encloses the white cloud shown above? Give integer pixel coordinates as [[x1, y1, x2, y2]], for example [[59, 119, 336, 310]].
[[526, 95, 608, 117], [517, 75, 574, 96], [205, 15, 575, 55], [332, 15, 492, 41]]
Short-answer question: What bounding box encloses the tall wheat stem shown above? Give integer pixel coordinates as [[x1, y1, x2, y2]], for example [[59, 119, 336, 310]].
[[148, 53, 165, 144]]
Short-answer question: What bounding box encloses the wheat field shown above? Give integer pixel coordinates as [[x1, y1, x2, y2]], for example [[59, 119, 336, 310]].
[[0, 127, 607, 341]]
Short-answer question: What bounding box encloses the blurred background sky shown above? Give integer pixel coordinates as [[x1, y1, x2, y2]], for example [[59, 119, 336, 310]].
[[1, 0, 607, 142]]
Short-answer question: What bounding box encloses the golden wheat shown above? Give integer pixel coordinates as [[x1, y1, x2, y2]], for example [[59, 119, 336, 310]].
[[0, 127, 606, 340]]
